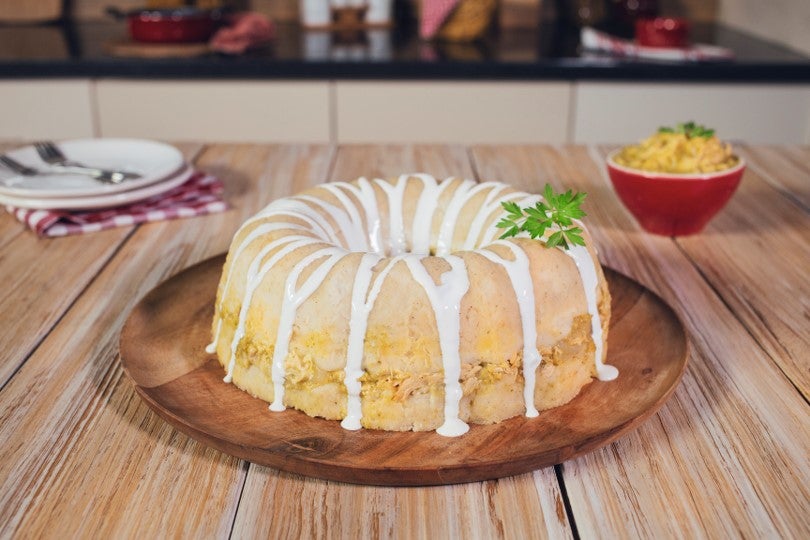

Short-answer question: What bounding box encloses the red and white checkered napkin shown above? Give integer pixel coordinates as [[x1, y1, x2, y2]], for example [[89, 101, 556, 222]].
[[581, 27, 734, 62], [7, 171, 228, 237]]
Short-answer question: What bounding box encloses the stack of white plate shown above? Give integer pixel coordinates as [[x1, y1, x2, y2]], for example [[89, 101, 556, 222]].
[[0, 139, 192, 210]]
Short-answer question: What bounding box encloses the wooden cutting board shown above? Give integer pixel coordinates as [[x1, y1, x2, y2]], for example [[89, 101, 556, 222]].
[[104, 40, 211, 59], [120, 255, 688, 486]]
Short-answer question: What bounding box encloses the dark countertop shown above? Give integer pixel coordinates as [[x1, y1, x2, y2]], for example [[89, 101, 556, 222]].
[[2, 19, 809, 82]]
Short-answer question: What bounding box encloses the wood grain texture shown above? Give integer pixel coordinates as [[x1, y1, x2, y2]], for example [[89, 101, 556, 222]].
[[673, 145, 810, 399], [469, 145, 810, 537], [120, 256, 687, 485], [0, 144, 334, 537], [227, 144, 574, 534], [737, 145, 810, 212], [0, 142, 203, 389], [232, 467, 571, 539], [1, 143, 807, 537]]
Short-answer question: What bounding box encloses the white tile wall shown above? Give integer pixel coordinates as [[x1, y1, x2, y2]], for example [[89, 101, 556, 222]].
[[2, 79, 808, 144], [335, 81, 572, 144], [95, 80, 331, 143], [0, 80, 94, 140], [572, 82, 810, 144]]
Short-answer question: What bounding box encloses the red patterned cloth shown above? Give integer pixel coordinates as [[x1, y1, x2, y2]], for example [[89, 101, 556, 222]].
[[580, 27, 734, 61], [420, 0, 460, 38], [7, 171, 227, 237], [209, 12, 275, 55]]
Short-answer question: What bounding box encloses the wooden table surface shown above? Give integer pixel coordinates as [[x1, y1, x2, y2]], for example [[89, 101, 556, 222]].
[[0, 143, 807, 538]]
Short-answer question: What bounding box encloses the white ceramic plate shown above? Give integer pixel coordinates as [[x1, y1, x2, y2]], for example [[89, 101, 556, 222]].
[[0, 165, 194, 211], [0, 139, 185, 199]]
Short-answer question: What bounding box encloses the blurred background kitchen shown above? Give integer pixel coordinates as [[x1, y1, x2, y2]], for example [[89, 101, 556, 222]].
[[1, 0, 808, 144]]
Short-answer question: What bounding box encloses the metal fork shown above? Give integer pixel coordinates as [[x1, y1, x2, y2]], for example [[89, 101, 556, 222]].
[[0, 155, 39, 176], [34, 141, 142, 184], [1, 153, 118, 185]]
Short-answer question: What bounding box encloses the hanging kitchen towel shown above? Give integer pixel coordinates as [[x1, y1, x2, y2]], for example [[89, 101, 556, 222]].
[[7, 170, 228, 237]]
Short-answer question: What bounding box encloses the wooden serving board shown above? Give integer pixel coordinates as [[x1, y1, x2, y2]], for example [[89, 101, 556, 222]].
[[104, 40, 210, 59], [120, 255, 687, 486]]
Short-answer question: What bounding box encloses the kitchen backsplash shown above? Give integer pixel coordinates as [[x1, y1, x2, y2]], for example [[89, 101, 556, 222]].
[[57, 0, 810, 55], [72, 0, 716, 23]]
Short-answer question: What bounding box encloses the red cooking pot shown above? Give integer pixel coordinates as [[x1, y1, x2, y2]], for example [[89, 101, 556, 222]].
[[107, 6, 225, 44]]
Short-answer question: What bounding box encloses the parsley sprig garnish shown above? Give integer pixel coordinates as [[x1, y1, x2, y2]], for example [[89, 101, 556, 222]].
[[496, 184, 587, 250], [658, 121, 715, 138]]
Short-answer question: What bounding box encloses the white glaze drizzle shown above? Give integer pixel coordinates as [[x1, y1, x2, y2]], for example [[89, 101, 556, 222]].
[[350, 178, 384, 254], [206, 221, 309, 354], [410, 174, 454, 256], [262, 198, 341, 244], [376, 175, 409, 255], [269, 247, 349, 411], [295, 194, 366, 252], [341, 254, 399, 430], [225, 236, 322, 382], [214, 174, 617, 437], [317, 183, 371, 251], [435, 179, 476, 256], [403, 255, 470, 436], [461, 183, 512, 250], [478, 194, 541, 247], [564, 244, 618, 381], [476, 241, 542, 417]]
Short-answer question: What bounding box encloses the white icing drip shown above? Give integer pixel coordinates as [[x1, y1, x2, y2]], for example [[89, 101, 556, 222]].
[[403, 255, 470, 437], [270, 247, 349, 411], [376, 176, 409, 255], [436, 180, 495, 256], [461, 183, 512, 249], [225, 236, 322, 382], [564, 244, 618, 381], [220, 174, 615, 438], [265, 198, 342, 244], [317, 182, 373, 253], [207, 221, 308, 353], [410, 174, 451, 255], [348, 178, 384, 254], [478, 194, 541, 247], [295, 194, 365, 252], [341, 254, 401, 430], [477, 241, 542, 417], [487, 192, 616, 382]]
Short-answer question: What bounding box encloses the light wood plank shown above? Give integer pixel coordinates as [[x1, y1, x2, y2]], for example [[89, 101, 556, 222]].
[[591, 143, 809, 398], [329, 144, 475, 181], [3, 142, 806, 538], [737, 145, 810, 212], [669, 145, 808, 399], [230, 144, 573, 538], [0, 143, 203, 388], [469, 144, 810, 537], [233, 467, 570, 539], [0, 142, 31, 247], [0, 144, 335, 537]]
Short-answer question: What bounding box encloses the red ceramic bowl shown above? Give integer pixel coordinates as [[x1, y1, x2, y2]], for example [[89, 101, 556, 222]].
[[635, 17, 690, 48], [127, 8, 220, 44], [606, 149, 745, 236]]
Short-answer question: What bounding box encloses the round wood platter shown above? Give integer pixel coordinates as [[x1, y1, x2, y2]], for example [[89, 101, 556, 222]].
[[120, 255, 688, 486]]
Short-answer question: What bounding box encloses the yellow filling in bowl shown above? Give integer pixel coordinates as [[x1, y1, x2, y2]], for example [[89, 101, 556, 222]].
[[615, 129, 739, 174]]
